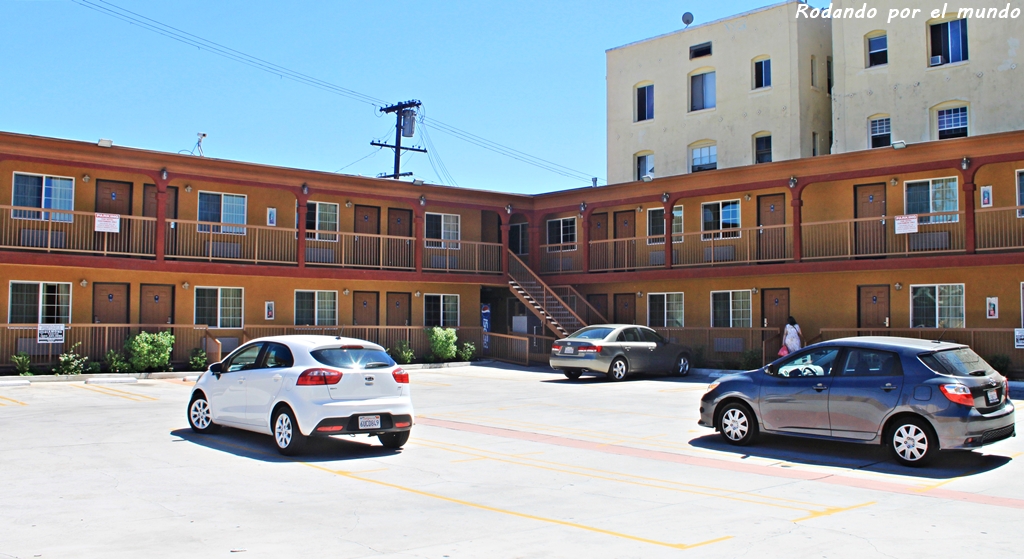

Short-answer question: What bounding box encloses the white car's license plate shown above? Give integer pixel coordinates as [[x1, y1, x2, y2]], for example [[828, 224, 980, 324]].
[[986, 389, 999, 404], [563, 347, 575, 354], [359, 415, 382, 429]]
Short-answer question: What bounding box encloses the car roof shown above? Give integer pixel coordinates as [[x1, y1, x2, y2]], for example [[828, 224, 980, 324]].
[[817, 336, 965, 354], [247, 335, 386, 352], [580, 324, 648, 330]]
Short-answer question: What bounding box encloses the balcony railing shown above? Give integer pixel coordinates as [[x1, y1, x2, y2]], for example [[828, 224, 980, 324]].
[[305, 231, 416, 270], [976, 205, 1024, 252], [540, 243, 583, 273], [164, 219, 298, 264], [0, 205, 156, 257], [802, 211, 965, 260], [422, 240, 503, 273]]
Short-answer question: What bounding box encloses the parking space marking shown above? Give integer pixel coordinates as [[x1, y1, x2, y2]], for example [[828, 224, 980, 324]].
[[71, 383, 158, 402], [419, 417, 1024, 510], [0, 395, 28, 406], [414, 438, 860, 518]]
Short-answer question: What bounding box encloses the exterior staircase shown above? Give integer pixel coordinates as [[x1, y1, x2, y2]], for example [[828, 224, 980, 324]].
[[508, 251, 586, 338], [551, 285, 608, 325]]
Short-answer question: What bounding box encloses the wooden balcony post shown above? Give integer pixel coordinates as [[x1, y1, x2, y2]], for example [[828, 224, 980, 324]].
[[791, 196, 804, 263], [581, 210, 591, 273], [528, 220, 542, 272], [297, 193, 308, 268], [154, 179, 168, 262], [414, 209, 424, 273], [663, 202, 672, 269], [963, 181, 976, 254], [500, 223, 511, 275]]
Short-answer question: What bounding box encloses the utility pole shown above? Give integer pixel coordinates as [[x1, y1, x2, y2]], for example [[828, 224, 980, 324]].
[[371, 100, 427, 179]]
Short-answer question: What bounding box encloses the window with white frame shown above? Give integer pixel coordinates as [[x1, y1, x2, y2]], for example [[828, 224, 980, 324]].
[[867, 34, 888, 67], [937, 107, 968, 139], [870, 117, 891, 148], [546, 217, 577, 251], [636, 84, 654, 122], [636, 153, 654, 181], [8, 282, 71, 324], [648, 293, 684, 328], [1017, 171, 1024, 218], [294, 290, 337, 326], [810, 56, 818, 87], [906, 177, 958, 223], [690, 71, 716, 111], [711, 290, 752, 328], [691, 145, 717, 172], [812, 132, 820, 156], [195, 287, 243, 328], [647, 206, 683, 244], [930, 19, 968, 66], [509, 222, 529, 255], [11, 173, 74, 222], [425, 212, 460, 248], [198, 192, 247, 234], [753, 59, 771, 89], [702, 200, 740, 240], [911, 284, 964, 328], [755, 135, 772, 164], [304, 201, 339, 241], [424, 294, 459, 327]]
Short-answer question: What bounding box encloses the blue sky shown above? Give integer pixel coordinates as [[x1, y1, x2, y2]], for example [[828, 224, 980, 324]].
[[2, 0, 768, 194]]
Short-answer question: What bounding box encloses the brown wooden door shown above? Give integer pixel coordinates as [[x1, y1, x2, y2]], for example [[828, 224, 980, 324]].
[[140, 284, 175, 325], [353, 205, 381, 267], [386, 208, 414, 269], [386, 292, 412, 326], [855, 184, 886, 255], [587, 294, 609, 323], [96, 180, 132, 215], [614, 293, 635, 324], [589, 212, 609, 270], [144, 185, 178, 254], [352, 291, 379, 326], [858, 285, 890, 329], [758, 194, 786, 261], [93, 283, 129, 324], [761, 289, 790, 334], [613, 210, 636, 269]]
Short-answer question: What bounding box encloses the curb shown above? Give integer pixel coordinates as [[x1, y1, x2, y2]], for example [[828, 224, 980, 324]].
[[403, 361, 475, 370], [85, 377, 138, 385], [0, 379, 31, 387], [2, 371, 202, 383]]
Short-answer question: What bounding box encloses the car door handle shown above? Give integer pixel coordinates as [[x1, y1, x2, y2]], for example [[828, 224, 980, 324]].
[[273, 374, 282, 382], [238, 376, 245, 384], [813, 384, 828, 392], [881, 384, 897, 391]]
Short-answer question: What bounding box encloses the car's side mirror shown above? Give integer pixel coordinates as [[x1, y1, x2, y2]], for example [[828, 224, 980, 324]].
[[764, 364, 775, 376], [209, 362, 223, 377]]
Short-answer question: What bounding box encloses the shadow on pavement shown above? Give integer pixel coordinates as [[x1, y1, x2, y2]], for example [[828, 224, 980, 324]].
[[171, 427, 402, 463], [688, 432, 1013, 479], [540, 373, 714, 385]]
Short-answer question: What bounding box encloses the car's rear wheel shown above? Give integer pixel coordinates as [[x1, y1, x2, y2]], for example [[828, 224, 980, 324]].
[[672, 353, 691, 376], [273, 406, 306, 456], [889, 417, 936, 467], [564, 369, 582, 381], [717, 402, 758, 446], [379, 431, 411, 449], [608, 358, 628, 381], [188, 393, 220, 434]]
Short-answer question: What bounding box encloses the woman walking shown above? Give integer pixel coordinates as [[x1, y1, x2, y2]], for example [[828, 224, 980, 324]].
[[783, 316, 804, 355]]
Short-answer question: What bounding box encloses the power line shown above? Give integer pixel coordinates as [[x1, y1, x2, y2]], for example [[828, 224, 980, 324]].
[[69, 0, 604, 185]]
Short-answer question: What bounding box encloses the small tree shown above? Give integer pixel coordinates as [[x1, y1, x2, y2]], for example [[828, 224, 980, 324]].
[[124, 331, 175, 372], [457, 341, 476, 362], [52, 342, 88, 376], [389, 340, 415, 365], [104, 349, 133, 373], [188, 348, 208, 372], [427, 327, 458, 362], [11, 352, 32, 376]]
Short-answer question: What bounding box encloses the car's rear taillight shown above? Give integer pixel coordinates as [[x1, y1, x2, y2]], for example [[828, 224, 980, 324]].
[[297, 368, 343, 385], [578, 345, 601, 353], [392, 367, 409, 384], [552, 344, 563, 352], [1005, 378, 1011, 402], [940, 383, 974, 407]]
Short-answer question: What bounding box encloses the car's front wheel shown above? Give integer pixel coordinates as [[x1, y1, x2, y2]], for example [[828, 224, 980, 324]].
[[379, 431, 411, 449], [188, 393, 220, 434], [672, 353, 691, 376], [608, 358, 628, 381], [717, 402, 758, 446], [889, 417, 936, 467], [273, 406, 306, 456]]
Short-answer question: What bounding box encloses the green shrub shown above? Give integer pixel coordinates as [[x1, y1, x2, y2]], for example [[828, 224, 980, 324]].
[[52, 342, 88, 376], [104, 349, 133, 373], [690, 346, 706, 369], [987, 354, 1012, 374], [741, 349, 763, 371], [11, 352, 32, 376], [389, 340, 415, 365], [87, 362, 101, 374], [189, 348, 208, 371], [426, 327, 458, 362], [457, 341, 476, 362], [124, 331, 175, 372]]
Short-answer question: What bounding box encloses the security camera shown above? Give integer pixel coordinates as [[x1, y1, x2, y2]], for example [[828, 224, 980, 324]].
[[198, 132, 207, 139]]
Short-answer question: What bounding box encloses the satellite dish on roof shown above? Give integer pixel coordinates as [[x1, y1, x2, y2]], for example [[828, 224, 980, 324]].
[[682, 12, 694, 26]]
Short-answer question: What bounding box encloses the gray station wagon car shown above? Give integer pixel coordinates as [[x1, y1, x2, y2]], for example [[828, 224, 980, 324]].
[[699, 337, 1015, 466], [550, 325, 692, 381]]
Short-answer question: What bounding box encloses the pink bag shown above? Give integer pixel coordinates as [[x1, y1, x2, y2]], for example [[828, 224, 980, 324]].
[[778, 345, 790, 357]]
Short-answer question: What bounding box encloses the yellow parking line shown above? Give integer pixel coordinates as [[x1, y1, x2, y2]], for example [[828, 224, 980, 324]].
[[791, 501, 876, 522], [0, 395, 29, 406], [71, 383, 155, 402]]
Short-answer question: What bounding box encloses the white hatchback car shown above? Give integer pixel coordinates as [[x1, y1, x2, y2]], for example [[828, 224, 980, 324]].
[[187, 335, 414, 455]]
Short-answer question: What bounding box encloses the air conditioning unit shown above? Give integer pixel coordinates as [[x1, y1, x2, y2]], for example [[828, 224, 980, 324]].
[[930, 55, 945, 66]]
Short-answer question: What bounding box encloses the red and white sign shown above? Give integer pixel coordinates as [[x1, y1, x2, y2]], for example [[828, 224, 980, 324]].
[[94, 213, 121, 233], [894, 214, 918, 235]]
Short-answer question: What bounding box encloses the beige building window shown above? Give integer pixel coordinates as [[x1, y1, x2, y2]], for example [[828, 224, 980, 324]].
[[938, 107, 968, 139], [636, 84, 654, 122], [810, 55, 818, 88], [690, 71, 716, 111], [753, 58, 771, 89], [867, 33, 888, 67], [812, 132, 819, 156], [691, 144, 717, 172], [754, 135, 772, 163], [636, 153, 654, 181], [929, 19, 968, 66], [690, 41, 712, 59], [870, 117, 891, 148]]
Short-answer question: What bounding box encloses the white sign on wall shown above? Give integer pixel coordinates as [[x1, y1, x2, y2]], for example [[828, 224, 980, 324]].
[[1016, 329, 1024, 350], [894, 214, 919, 235], [94, 213, 121, 233], [37, 324, 65, 344]]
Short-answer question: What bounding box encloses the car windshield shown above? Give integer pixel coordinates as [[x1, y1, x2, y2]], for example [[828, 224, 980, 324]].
[[311, 348, 395, 369], [569, 327, 614, 340], [920, 348, 996, 377]]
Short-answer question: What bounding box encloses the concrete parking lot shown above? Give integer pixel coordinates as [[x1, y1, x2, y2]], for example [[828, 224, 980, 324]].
[[1, 364, 1022, 558]]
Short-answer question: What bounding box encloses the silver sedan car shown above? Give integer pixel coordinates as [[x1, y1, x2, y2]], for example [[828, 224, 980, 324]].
[[550, 325, 693, 381]]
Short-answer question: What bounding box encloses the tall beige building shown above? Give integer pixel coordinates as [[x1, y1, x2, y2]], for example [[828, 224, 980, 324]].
[[832, 0, 1024, 152], [606, 1, 832, 184]]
